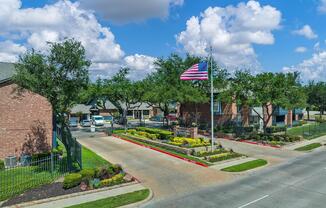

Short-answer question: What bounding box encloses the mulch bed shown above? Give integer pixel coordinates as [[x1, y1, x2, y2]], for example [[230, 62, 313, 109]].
[[2, 182, 84, 207]]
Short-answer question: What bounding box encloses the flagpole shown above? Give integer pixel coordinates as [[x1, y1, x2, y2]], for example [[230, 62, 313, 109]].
[[210, 46, 214, 151]]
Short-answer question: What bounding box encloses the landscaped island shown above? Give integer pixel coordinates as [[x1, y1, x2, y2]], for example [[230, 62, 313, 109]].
[[114, 127, 245, 165]]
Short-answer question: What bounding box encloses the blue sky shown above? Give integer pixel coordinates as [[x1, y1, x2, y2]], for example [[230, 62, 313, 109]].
[[2, 0, 326, 81]]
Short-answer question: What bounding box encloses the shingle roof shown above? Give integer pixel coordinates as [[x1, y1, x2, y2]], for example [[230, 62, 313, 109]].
[[0, 62, 15, 84], [70, 104, 92, 114]]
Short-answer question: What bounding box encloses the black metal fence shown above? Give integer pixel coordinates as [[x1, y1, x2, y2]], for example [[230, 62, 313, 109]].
[[286, 122, 326, 139], [56, 124, 82, 169], [0, 154, 68, 201]]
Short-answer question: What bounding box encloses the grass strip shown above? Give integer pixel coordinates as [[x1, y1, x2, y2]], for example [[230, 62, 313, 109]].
[[66, 189, 150, 208], [82, 146, 111, 169], [221, 159, 267, 172], [295, 143, 322, 151], [115, 133, 211, 166]]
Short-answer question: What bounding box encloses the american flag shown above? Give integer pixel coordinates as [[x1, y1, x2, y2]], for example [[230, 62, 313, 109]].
[[180, 62, 208, 81]]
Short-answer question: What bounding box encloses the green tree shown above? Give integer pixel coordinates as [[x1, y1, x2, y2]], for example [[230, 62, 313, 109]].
[[13, 39, 90, 170], [225, 71, 306, 132], [143, 54, 208, 126], [305, 81, 326, 119], [105, 68, 144, 130]]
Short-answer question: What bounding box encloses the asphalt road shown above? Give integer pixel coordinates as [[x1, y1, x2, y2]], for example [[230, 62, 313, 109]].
[[144, 147, 326, 208]]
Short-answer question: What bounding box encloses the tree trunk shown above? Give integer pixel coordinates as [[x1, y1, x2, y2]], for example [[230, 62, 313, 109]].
[[123, 109, 128, 132], [61, 124, 73, 171]]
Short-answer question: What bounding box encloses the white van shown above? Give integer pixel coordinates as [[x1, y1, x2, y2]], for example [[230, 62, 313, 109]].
[[91, 115, 104, 126]]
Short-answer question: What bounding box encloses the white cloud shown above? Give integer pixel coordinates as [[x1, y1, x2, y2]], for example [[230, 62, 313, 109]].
[[295, 46, 307, 53], [89, 54, 156, 80], [0, 0, 155, 80], [176, 0, 281, 72], [79, 0, 184, 24], [0, 41, 26, 62], [124, 54, 156, 79], [283, 51, 326, 82], [293, 25, 318, 39], [318, 0, 326, 13]]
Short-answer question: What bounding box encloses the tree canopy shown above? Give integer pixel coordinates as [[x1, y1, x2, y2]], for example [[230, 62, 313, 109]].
[[13, 39, 91, 169]]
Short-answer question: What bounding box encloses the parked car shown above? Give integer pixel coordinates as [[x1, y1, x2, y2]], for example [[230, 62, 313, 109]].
[[80, 119, 91, 127], [103, 115, 113, 124], [91, 115, 104, 126], [69, 117, 78, 127]]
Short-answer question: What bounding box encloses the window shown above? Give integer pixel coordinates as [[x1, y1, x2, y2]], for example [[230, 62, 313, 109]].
[[143, 110, 149, 115], [214, 100, 222, 114], [127, 110, 133, 116]]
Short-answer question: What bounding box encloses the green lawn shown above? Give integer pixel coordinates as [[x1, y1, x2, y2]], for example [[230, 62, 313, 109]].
[[116, 133, 211, 166], [82, 146, 111, 169], [221, 159, 268, 172], [286, 123, 326, 140], [66, 189, 150, 208], [0, 164, 65, 201], [295, 143, 322, 151]]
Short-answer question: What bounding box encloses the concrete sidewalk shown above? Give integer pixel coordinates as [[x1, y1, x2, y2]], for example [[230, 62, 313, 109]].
[[283, 135, 326, 150], [10, 183, 147, 208]]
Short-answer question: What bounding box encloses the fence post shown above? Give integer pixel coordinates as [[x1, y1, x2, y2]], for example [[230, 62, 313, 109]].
[[51, 152, 54, 173]]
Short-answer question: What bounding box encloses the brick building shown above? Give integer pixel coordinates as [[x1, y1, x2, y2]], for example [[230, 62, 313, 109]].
[[0, 62, 53, 159], [180, 100, 303, 128]]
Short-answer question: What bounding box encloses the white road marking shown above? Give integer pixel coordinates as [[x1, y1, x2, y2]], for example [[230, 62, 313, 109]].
[[238, 195, 269, 208]]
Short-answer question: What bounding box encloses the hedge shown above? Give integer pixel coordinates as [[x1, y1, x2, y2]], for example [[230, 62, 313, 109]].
[[80, 168, 95, 180], [63, 173, 82, 189], [0, 160, 4, 170], [135, 127, 173, 140], [266, 126, 287, 133]]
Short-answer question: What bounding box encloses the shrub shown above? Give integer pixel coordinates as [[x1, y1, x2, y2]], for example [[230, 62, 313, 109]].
[[193, 149, 227, 157], [63, 173, 82, 189], [95, 167, 109, 180], [168, 137, 210, 148], [0, 160, 4, 170], [89, 178, 101, 189], [266, 126, 287, 133], [135, 127, 173, 140], [100, 173, 125, 187], [207, 152, 242, 163], [316, 117, 326, 123], [80, 168, 95, 180], [31, 152, 51, 161]]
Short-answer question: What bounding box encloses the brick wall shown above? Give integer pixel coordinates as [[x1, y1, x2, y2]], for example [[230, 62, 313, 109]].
[[0, 83, 53, 159]]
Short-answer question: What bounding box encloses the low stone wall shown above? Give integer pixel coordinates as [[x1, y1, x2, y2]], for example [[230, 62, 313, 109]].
[[173, 126, 198, 138], [121, 134, 192, 155]]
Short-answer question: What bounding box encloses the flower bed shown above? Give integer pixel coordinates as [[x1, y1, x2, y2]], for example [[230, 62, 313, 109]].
[[206, 152, 243, 163], [63, 164, 133, 191], [168, 137, 210, 148], [239, 133, 302, 146], [193, 148, 228, 157]]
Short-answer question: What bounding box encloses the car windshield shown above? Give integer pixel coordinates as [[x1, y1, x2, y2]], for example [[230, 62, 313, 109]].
[[83, 120, 90, 122], [94, 117, 103, 120]]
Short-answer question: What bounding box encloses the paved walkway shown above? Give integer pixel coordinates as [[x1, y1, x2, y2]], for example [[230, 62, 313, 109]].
[[11, 183, 146, 208], [77, 136, 233, 201], [283, 135, 326, 150]]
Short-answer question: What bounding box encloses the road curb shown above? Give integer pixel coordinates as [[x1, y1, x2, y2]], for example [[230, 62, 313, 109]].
[[120, 188, 154, 208], [112, 134, 209, 168]]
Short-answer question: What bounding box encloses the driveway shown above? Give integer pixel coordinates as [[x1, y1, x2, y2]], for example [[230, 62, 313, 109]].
[[76, 136, 233, 201]]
